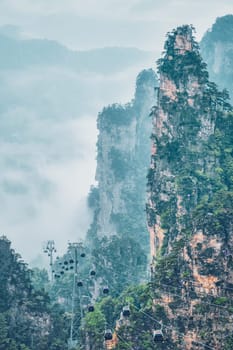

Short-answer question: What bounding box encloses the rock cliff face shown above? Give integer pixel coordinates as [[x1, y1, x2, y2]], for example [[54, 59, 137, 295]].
[[147, 25, 233, 349], [200, 15, 233, 100], [89, 69, 157, 241], [87, 70, 157, 294]]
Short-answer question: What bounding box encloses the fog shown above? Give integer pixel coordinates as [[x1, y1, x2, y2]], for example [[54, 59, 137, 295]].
[[0, 0, 232, 264], [0, 53, 153, 264], [0, 0, 232, 51]]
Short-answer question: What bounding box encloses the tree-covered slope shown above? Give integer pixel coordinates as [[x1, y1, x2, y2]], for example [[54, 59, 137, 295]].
[[0, 236, 69, 350]]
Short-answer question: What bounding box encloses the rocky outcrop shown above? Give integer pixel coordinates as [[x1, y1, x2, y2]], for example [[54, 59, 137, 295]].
[[200, 15, 233, 100], [86, 70, 158, 294], [147, 25, 233, 349], [88, 69, 157, 242]]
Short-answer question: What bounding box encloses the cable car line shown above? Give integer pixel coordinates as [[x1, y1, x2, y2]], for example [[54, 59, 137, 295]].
[[100, 280, 216, 350], [89, 257, 230, 349], [129, 302, 215, 350], [116, 333, 134, 349], [92, 259, 216, 349]]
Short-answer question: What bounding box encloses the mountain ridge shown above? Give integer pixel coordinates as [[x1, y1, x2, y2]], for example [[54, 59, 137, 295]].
[[0, 29, 154, 74]]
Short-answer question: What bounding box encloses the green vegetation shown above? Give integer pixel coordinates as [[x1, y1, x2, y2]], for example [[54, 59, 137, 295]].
[[3, 22, 233, 350], [82, 284, 174, 350], [200, 15, 233, 101], [109, 147, 130, 181], [97, 103, 133, 132], [87, 69, 157, 298], [0, 236, 69, 350], [157, 25, 208, 86], [91, 235, 147, 296], [145, 24, 233, 348]]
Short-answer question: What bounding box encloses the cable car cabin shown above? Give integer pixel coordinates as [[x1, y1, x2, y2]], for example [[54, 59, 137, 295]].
[[153, 330, 164, 342], [104, 329, 113, 341], [122, 306, 130, 317], [77, 281, 83, 287], [88, 305, 95, 312], [103, 286, 109, 294], [90, 270, 96, 276]]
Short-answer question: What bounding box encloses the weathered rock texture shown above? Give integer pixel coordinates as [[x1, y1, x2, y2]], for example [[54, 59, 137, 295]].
[[86, 70, 157, 294], [147, 25, 233, 349], [88, 69, 157, 242]]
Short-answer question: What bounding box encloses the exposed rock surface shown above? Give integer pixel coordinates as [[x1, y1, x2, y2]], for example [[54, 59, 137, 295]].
[[88, 69, 157, 241], [86, 69, 158, 294], [201, 15, 233, 100], [147, 25, 233, 349]]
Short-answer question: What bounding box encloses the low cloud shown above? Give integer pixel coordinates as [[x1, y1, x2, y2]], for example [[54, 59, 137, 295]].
[[0, 0, 231, 263], [0, 57, 154, 263]]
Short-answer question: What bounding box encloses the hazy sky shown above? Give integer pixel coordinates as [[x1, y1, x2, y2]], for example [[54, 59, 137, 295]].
[[0, 0, 232, 265], [0, 0, 232, 51]]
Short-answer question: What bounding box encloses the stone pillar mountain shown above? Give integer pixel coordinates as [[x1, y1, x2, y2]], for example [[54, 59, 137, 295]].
[[88, 69, 157, 242], [77, 22, 233, 350], [86, 69, 158, 294], [147, 25, 233, 349], [200, 15, 233, 100]]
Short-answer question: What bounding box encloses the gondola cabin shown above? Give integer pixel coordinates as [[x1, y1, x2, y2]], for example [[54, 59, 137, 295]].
[[122, 306, 130, 317], [103, 286, 109, 294], [153, 329, 164, 342], [88, 305, 95, 312], [104, 329, 113, 341]]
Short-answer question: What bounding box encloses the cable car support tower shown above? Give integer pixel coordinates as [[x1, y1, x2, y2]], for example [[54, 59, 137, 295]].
[[68, 242, 85, 349]]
